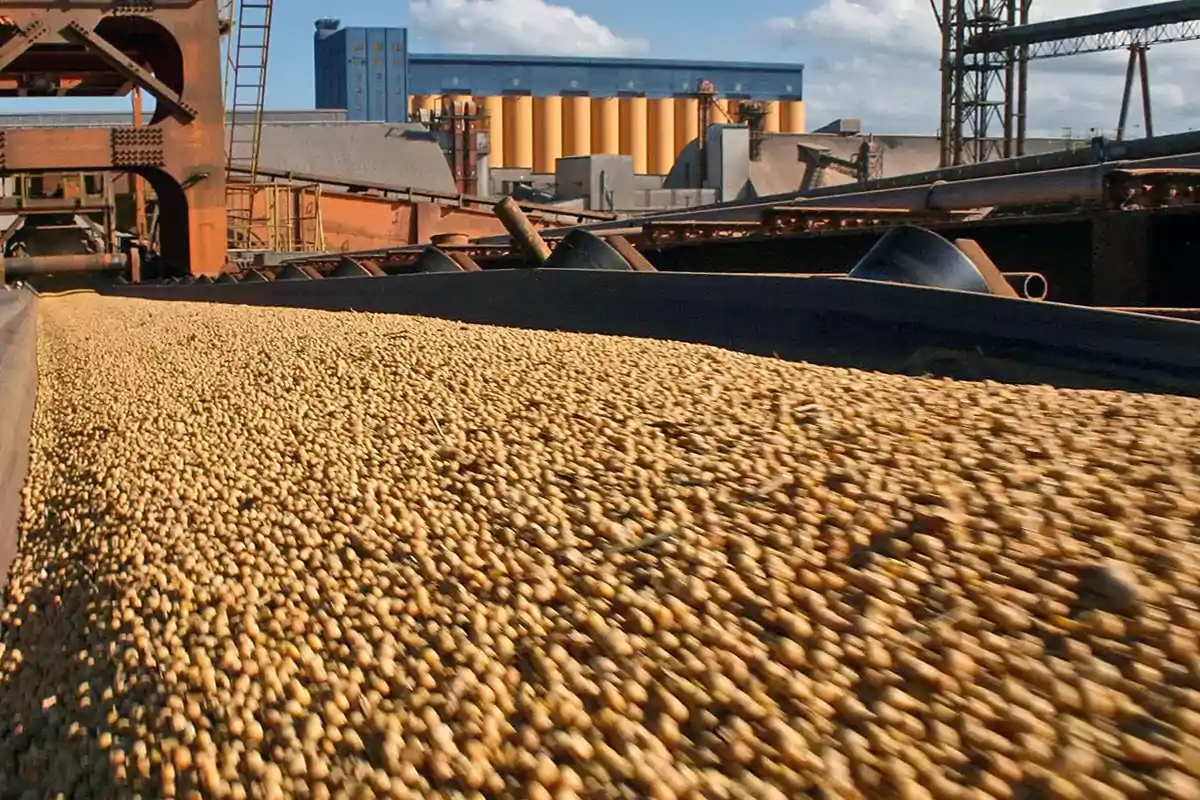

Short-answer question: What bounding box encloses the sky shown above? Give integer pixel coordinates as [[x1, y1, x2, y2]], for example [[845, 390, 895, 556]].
[[1, 0, 1196, 138]]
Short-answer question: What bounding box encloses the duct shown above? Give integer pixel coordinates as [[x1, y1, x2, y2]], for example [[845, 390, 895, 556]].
[[788, 151, 1200, 211]]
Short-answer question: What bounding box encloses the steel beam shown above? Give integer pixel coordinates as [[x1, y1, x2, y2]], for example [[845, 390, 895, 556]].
[[967, 0, 1200, 54], [0, 2, 227, 276]]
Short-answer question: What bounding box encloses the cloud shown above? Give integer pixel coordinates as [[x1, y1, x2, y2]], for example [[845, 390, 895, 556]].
[[768, 0, 939, 58], [768, 0, 1200, 136], [408, 0, 648, 57]]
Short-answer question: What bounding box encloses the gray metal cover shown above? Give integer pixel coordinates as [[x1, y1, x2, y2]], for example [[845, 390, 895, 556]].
[[848, 225, 990, 294]]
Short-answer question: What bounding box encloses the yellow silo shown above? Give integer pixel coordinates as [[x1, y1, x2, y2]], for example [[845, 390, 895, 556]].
[[481, 96, 505, 168], [563, 95, 591, 157], [620, 96, 648, 174], [714, 98, 734, 124], [504, 94, 534, 169], [763, 100, 781, 133], [592, 97, 620, 155], [648, 98, 675, 175], [781, 100, 807, 133], [533, 95, 563, 174], [674, 97, 699, 157]]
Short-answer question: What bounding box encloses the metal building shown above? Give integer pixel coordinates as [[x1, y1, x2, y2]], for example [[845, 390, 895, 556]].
[[313, 21, 805, 175]]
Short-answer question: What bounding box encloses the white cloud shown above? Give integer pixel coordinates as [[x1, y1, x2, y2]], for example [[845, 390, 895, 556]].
[[769, 0, 1200, 136], [408, 0, 648, 57]]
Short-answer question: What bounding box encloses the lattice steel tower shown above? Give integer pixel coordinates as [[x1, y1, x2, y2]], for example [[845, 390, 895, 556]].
[[936, 0, 1032, 167]]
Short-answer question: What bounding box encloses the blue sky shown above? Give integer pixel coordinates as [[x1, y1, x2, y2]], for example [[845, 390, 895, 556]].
[[277, 0, 813, 106], [0, 0, 1195, 137]]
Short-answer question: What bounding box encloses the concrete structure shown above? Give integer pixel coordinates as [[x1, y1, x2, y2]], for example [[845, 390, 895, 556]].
[[665, 124, 1093, 203], [313, 21, 805, 175], [487, 124, 1090, 211]]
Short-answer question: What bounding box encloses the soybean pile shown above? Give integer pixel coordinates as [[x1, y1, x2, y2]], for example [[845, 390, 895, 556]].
[[2, 294, 1200, 799]]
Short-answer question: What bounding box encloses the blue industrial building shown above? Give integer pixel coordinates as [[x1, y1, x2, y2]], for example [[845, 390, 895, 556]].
[[313, 20, 805, 123]]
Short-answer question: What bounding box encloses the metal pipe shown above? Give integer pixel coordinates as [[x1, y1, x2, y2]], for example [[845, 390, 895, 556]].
[[494, 196, 551, 265], [1002, 271, 1048, 300], [789, 151, 1200, 211], [1, 253, 127, 275]]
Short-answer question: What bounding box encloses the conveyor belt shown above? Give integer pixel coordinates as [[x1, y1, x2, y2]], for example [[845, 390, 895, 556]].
[[112, 269, 1200, 396]]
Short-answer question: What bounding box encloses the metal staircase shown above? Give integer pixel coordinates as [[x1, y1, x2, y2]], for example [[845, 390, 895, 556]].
[[222, 0, 274, 248]]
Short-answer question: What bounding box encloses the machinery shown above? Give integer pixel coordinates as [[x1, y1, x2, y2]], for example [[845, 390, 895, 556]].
[[937, 0, 1200, 166], [797, 138, 882, 192], [0, 0, 228, 277], [414, 98, 486, 196]]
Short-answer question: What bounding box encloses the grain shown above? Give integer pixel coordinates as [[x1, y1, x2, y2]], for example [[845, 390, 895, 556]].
[[1, 293, 1198, 797]]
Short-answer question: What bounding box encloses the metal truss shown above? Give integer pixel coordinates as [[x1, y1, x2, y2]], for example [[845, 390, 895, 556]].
[[1022, 20, 1200, 59], [937, 0, 1032, 168]]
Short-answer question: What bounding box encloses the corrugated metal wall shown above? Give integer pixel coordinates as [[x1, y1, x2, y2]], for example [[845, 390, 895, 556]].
[[314, 26, 408, 122], [313, 28, 347, 114], [406, 54, 803, 100]]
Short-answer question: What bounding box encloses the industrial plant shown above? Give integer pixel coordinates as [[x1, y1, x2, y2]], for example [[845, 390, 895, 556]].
[[1, 2, 1200, 797]]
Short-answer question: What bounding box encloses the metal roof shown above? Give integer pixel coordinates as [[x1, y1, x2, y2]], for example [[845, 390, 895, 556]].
[[254, 123, 457, 194], [315, 24, 804, 101], [409, 52, 805, 74], [0, 112, 456, 195]]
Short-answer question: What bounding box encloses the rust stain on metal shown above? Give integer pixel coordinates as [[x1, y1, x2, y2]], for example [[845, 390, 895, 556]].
[[953, 238, 1020, 298], [0, 0, 228, 276], [1107, 168, 1200, 211]]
